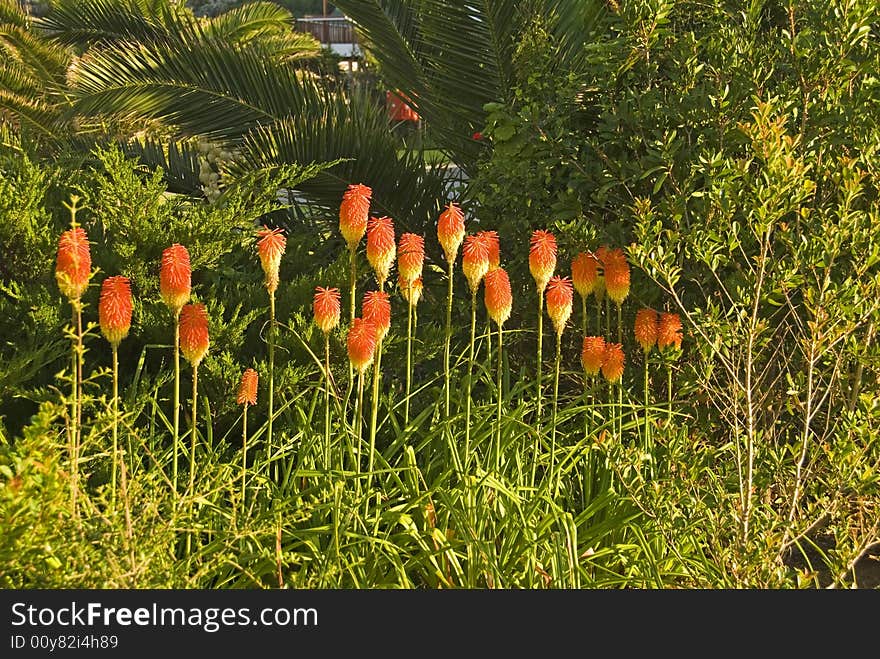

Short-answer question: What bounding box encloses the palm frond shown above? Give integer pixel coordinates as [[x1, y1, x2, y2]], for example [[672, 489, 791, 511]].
[[37, 0, 180, 47]]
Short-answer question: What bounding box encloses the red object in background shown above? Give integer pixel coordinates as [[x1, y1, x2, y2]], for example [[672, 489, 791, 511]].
[[472, 131, 483, 140], [387, 90, 420, 123]]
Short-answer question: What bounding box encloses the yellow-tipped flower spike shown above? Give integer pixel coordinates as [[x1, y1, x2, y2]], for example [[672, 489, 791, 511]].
[[179, 303, 210, 367], [362, 289, 391, 341], [484, 267, 513, 326], [347, 318, 377, 374], [462, 234, 490, 294], [313, 287, 341, 335], [658, 312, 683, 352], [571, 251, 599, 299], [400, 275, 423, 307], [339, 184, 372, 250], [601, 342, 625, 384], [397, 233, 425, 285], [98, 276, 133, 347], [529, 229, 557, 294], [437, 202, 466, 264], [581, 336, 605, 377], [593, 245, 609, 304], [159, 243, 191, 314], [634, 308, 659, 353], [256, 227, 286, 294], [603, 247, 630, 305], [366, 216, 396, 287], [477, 230, 500, 270], [545, 275, 574, 337]]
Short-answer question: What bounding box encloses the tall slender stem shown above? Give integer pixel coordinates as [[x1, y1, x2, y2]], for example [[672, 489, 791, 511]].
[[355, 370, 365, 494], [444, 258, 454, 418], [405, 290, 413, 427], [464, 291, 477, 472], [596, 298, 601, 335], [605, 297, 610, 340], [69, 304, 78, 516], [348, 246, 357, 386], [536, 292, 544, 422], [268, 290, 276, 481], [241, 404, 248, 517], [324, 333, 331, 468], [172, 310, 180, 496], [617, 303, 622, 346], [186, 363, 199, 556], [495, 323, 503, 473], [367, 339, 383, 496], [667, 363, 673, 426], [111, 344, 119, 508], [551, 332, 562, 496]]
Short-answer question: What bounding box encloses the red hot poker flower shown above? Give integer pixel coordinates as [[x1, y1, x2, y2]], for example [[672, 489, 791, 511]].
[[400, 275, 423, 307], [658, 312, 683, 352], [347, 317, 378, 373], [437, 202, 466, 264], [98, 276, 133, 346], [484, 267, 513, 326], [366, 216, 396, 286], [160, 243, 191, 314], [546, 276, 574, 336], [462, 234, 490, 294], [601, 342, 625, 383], [179, 303, 209, 367], [603, 247, 631, 306], [581, 336, 606, 377], [362, 289, 391, 341], [476, 230, 500, 270], [571, 252, 599, 299], [397, 233, 425, 285], [237, 368, 258, 406], [529, 229, 557, 294], [313, 287, 341, 334], [256, 227, 286, 294], [634, 308, 659, 353], [339, 183, 372, 249], [55, 227, 91, 301]]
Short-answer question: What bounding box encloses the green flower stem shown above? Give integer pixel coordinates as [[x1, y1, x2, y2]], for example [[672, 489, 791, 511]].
[[536, 291, 544, 422], [405, 289, 413, 427], [348, 245, 357, 382], [324, 332, 332, 467], [581, 295, 587, 337], [241, 403, 248, 518], [69, 303, 79, 517], [444, 258, 454, 418], [355, 370, 365, 496], [464, 290, 477, 472], [268, 290, 276, 481], [605, 296, 610, 340], [617, 303, 622, 345], [367, 338, 383, 497], [186, 362, 199, 557], [172, 310, 180, 497], [111, 343, 119, 508], [495, 322, 503, 473], [551, 331, 562, 496], [668, 363, 673, 426]]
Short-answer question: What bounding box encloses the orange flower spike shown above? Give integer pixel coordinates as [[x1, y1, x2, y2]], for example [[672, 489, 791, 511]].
[[581, 336, 605, 377], [484, 267, 513, 326], [546, 276, 574, 337], [366, 216, 396, 286], [397, 233, 425, 285], [571, 252, 599, 299], [159, 243, 191, 313], [634, 308, 659, 354], [179, 303, 210, 366], [256, 227, 286, 294], [362, 289, 391, 341], [529, 229, 557, 294], [477, 230, 500, 270], [313, 287, 341, 334], [462, 234, 490, 294], [601, 342, 625, 384], [658, 312, 683, 352], [400, 275, 423, 307], [593, 246, 609, 303], [339, 183, 372, 249], [347, 317, 378, 374], [237, 368, 259, 406], [98, 276, 133, 346], [437, 202, 466, 264], [55, 227, 91, 301], [603, 248, 631, 305]]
